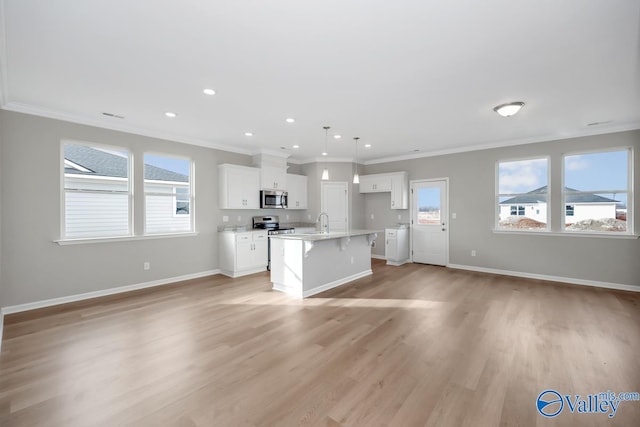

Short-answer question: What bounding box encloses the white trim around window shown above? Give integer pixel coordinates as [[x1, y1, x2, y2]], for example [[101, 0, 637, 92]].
[[561, 147, 633, 235]]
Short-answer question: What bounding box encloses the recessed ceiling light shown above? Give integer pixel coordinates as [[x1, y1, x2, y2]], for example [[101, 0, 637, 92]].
[[364, 144, 372, 148], [244, 132, 253, 137], [203, 88, 216, 95], [334, 135, 342, 139], [165, 112, 177, 118], [292, 145, 300, 149], [286, 118, 295, 123], [493, 102, 525, 117], [322, 152, 328, 156]]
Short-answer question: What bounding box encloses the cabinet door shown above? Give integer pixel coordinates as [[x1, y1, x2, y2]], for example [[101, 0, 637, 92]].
[[243, 169, 261, 209], [235, 233, 254, 270], [390, 173, 408, 209], [261, 166, 287, 190], [253, 237, 268, 268], [286, 174, 308, 209], [358, 175, 376, 193], [219, 165, 261, 209], [375, 176, 392, 192], [226, 167, 249, 208], [385, 230, 398, 261], [359, 174, 391, 193]]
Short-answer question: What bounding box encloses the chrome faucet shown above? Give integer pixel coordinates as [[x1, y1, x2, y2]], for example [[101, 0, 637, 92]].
[[317, 212, 330, 234]]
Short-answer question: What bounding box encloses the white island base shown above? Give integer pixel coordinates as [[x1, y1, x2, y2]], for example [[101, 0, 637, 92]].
[[269, 231, 379, 298]]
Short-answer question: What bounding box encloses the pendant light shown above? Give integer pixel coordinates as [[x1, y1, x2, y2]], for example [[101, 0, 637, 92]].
[[352, 137, 360, 184], [321, 126, 330, 180]]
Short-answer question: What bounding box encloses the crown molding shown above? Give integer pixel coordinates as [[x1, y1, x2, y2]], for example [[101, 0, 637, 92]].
[[294, 156, 355, 164], [363, 121, 640, 165], [1, 101, 256, 156]]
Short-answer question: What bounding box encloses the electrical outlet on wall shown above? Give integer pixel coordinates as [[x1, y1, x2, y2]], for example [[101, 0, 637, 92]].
[[222, 215, 229, 222], [471, 250, 476, 257], [452, 213, 457, 219], [370, 213, 374, 220], [237, 216, 242, 222], [143, 261, 151, 270]]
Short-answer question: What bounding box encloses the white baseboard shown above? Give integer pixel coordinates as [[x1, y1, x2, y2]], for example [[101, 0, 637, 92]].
[[448, 264, 639, 293], [371, 254, 386, 260], [1, 269, 221, 316], [386, 258, 410, 266], [272, 269, 373, 298], [218, 267, 267, 278], [302, 270, 373, 298]]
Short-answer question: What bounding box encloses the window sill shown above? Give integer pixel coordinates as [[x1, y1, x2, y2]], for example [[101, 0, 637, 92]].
[[492, 229, 638, 239], [55, 232, 199, 246]]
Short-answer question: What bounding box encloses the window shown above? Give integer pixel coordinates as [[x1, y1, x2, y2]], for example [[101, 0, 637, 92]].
[[174, 187, 190, 215], [509, 205, 526, 216], [62, 142, 132, 239], [497, 158, 549, 230], [144, 154, 193, 234], [563, 148, 631, 233]]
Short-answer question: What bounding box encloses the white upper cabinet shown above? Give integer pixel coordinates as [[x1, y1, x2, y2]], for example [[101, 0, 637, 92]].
[[286, 173, 308, 209], [358, 174, 392, 193], [252, 153, 289, 190], [218, 164, 261, 209], [390, 172, 409, 209], [359, 171, 408, 209], [261, 165, 287, 190]]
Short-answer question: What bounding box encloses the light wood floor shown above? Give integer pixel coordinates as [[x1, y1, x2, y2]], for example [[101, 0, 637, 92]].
[[1, 260, 639, 426]]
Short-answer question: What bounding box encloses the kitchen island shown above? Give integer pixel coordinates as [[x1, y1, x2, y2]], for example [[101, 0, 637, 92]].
[[269, 230, 380, 298]]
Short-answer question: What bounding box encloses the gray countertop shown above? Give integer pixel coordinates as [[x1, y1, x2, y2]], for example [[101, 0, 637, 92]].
[[269, 229, 382, 241]]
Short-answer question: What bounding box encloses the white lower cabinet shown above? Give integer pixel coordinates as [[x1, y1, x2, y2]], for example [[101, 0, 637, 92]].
[[219, 230, 268, 277], [385, 227, 410, 266]]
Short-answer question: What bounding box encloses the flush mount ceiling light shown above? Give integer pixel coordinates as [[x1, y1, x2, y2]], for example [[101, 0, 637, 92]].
[[244, 132, 253, 137], [493, 102, 525, 117], [364, 144, 372, 148], [286, 117, 295, 123], [203, 88, 216, 95], [165, 111, 177, 118], [353, 137, 360, 184], [292, 144, 300, 149], [333, 135, 342, 139], [321, 126, 330, 181]]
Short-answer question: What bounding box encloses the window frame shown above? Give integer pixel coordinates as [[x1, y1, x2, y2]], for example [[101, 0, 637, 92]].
[[173, 186, 190, 217], [561, 147, 633, 235], [60, 140, 134, 240], [495, 156, 551, 232], [143, 152, 195, 235]]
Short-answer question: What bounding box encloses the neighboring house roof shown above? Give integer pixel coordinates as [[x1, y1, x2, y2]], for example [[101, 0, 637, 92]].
[[500, 186, 618, 204], [64, 145, 188, 182]]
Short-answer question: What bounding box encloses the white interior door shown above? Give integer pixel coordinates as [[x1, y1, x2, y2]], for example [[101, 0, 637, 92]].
[[321, 181, 348, 232], [411, 179, 448, 266]]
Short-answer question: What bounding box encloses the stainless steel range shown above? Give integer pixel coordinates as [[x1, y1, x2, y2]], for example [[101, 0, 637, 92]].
[[252, 216, 295, 270]]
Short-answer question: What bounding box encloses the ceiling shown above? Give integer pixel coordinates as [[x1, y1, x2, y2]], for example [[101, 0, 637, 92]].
[[1, 0, 639, 164]]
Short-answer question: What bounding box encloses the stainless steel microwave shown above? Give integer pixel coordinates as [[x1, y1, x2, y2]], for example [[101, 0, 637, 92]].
[[260, 190, 288, 209]]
